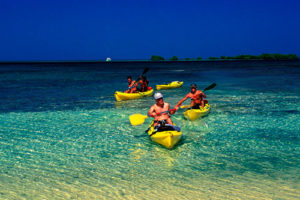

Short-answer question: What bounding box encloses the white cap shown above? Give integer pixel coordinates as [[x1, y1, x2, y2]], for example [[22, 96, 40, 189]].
[[154, 92, 163, 100]]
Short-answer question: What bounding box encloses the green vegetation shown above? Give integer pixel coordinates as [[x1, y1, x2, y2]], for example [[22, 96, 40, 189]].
[[151, 55, 165, 61], [220, 56, 232, 59], [220, 53, 299, 60], [169, 56, 178, 61], [150, 53, 298, 61], [259, 53, 298, 60]]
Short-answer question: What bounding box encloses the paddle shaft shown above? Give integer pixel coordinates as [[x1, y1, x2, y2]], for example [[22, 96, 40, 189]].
[[129, 68, 149, 89], [135, 67, 149, 82], [148, 109, 174, 117]]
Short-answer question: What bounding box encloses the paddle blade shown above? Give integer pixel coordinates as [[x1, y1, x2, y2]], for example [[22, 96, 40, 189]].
[[142, 67, 149, 75], [203, 83, 216, 92], [129, 114, 148, 126]]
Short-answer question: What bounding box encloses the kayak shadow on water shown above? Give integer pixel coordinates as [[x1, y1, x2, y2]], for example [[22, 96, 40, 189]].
[[171, 137, 185, 150], [134, 133, 148, 138]]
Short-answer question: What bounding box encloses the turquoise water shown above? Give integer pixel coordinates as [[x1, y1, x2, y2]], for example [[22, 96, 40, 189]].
[[0, 61, 299, 199]]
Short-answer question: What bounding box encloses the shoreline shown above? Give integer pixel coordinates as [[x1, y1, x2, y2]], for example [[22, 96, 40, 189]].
[[0, 59, 300, 65]]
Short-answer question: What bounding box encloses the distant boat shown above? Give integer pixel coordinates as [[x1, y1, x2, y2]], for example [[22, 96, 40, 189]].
[[106, 57, 112, 62]]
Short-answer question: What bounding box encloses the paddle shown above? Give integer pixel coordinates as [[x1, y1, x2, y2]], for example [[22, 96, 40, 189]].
[[129, 109, 176, 126], [128, 67, 149, 89], [180, 83, 216, 109], [129, 114, 148, 126], [135, 67, 149, 82], [203, 83, 216, 92]]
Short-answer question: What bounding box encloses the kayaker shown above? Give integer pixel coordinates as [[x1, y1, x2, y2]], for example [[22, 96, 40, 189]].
[[136, 76, 143, 92], [175, 83, 207, 109], [138, 76, 149, 92], [148, 93, 177, 128], [124, 76, 137, 93]]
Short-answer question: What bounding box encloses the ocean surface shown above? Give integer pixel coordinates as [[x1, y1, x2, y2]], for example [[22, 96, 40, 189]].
[[0, 61, 299, 199]]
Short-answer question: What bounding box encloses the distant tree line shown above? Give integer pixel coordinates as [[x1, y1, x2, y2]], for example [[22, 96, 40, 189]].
[[150, 55, 202, 61], [150, 53, 299, 61], [219, 53, 299, 60]]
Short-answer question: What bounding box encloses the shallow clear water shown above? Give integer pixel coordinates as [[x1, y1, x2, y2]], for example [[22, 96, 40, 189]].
[[0, 61, 299, 199]]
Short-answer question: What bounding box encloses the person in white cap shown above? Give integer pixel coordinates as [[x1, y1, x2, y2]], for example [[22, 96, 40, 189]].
[[148, 92, 177, 127]]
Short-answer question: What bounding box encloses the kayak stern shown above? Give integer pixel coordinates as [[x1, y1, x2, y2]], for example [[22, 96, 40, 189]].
[[147, 123, 182, 149]]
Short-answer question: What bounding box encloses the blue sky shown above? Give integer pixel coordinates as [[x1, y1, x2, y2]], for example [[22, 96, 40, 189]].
[[1, 0, 300, 61]]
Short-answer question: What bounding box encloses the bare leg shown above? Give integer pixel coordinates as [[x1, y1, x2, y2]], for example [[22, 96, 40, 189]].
[[166, 118, 173, 125]]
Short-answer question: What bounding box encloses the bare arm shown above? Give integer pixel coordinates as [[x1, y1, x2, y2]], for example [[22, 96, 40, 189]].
[[128, 81, 137, 89], [147, 105, 157, 117], [164, 103, 172, 115], [199, 90, 206, 98], [175, 94, 190, 108]]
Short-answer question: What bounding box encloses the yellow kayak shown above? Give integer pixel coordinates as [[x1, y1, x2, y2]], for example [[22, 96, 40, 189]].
[[183, 104, 211, 121], [147, 122, 182, 149], [114, 88, 154, 101], [156, 81, 183, 90]]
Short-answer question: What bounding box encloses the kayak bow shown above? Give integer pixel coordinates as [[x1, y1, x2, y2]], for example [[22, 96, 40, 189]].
[[146, 122, 182, 149], [183, 104, 211, 121], [156, 81, 183, 90]]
